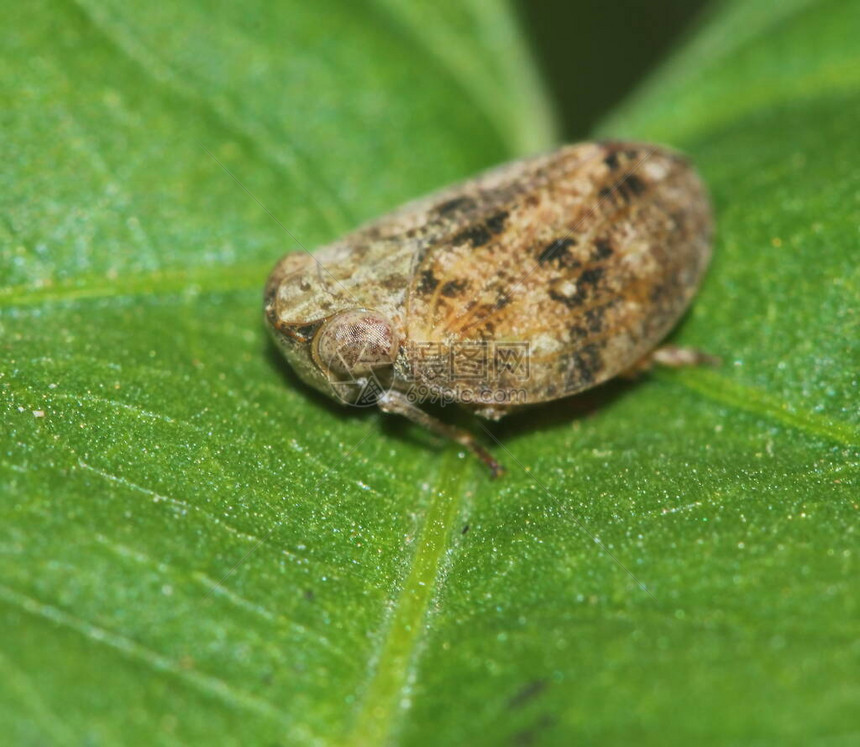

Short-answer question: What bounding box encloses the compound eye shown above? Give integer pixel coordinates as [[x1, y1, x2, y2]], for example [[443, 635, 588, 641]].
[[312, 309, 400, 378]]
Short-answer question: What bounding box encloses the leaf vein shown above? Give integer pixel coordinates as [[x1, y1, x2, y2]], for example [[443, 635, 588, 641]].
[[345, 452, 471, 745], [663, 368, 858, 448], [0, 583, 303, 730]]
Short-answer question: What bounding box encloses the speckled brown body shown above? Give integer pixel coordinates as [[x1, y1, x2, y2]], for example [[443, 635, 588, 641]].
[[265, 141, 713, 465]]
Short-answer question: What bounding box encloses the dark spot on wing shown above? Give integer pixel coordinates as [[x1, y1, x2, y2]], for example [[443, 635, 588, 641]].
[[538, 238, 576, 266], [549, 288, 584, 309], [649, 274, 683, 310], [418, 268, 439, 294], [569, 324, 588, 342], [621, 173, 646, 197], [494, 292, 511, 310], [435, 196, 476, 216], [549, 267, 604, 309], [565, 343, 603, 389], [649, 283, 667, 304], [380, 273, 406, 291], [441, 279, 468, 297], [599, 173, 647, 204], [584, 305, 607, 333], [579, 267, 605, 287], [604, 151, 620, 170], [570, 300, 615, 342], [453, 224, 492, 248], [486, 210, 509, 234], [592, 237, 614, 260]]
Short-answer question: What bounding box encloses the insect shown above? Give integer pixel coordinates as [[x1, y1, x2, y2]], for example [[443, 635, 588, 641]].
[[265, 141, 714, 476]]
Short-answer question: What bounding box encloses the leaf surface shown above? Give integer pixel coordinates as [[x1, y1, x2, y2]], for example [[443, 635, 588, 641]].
[[1, 1, 857, 745]]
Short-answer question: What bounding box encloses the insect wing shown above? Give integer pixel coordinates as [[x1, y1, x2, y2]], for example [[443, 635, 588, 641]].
[[404, 142, 713, 402]]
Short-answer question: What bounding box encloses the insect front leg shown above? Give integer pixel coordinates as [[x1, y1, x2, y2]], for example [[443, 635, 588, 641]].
[[377, 390, 505, 478], [621, 344, 721, 379]]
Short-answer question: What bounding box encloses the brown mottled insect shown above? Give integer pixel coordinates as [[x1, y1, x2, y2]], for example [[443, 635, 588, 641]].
[[265, 141, 715, 476]]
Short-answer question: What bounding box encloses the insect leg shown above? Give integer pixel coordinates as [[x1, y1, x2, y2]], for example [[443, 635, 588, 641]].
[[377, 390, 505, 478], [621, 345, 721, 379]]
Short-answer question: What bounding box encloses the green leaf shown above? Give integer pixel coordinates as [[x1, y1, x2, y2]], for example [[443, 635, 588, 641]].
[[1, 1, 857, 745]]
